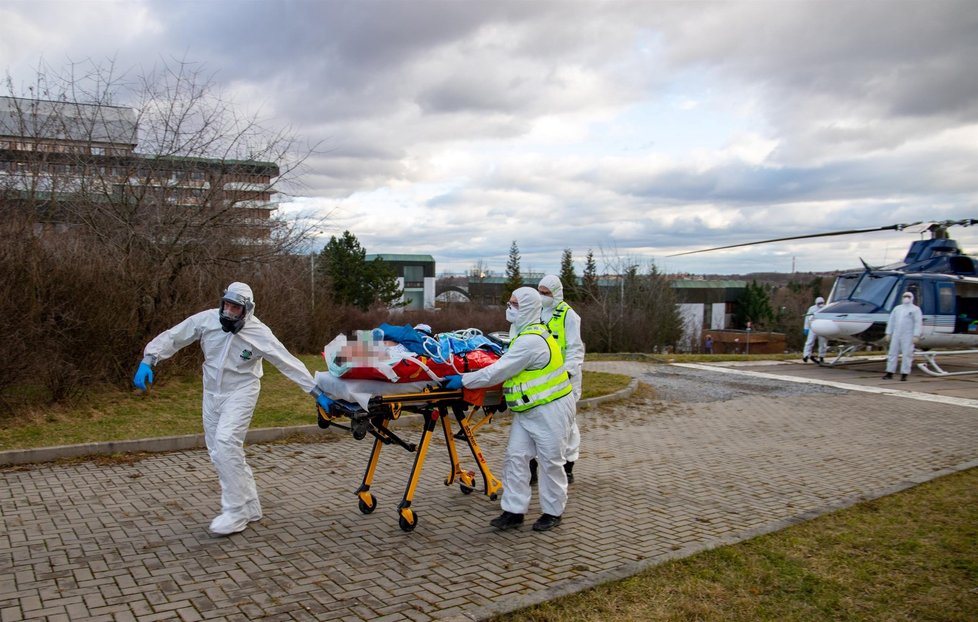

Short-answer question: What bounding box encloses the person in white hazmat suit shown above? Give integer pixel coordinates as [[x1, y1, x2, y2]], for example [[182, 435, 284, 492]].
[[442, 287, 575, 532], [132, 282, 334, 536], [528, 274, 585, 485], [802, 296, 828, 363], [883, 291, 924, 381]]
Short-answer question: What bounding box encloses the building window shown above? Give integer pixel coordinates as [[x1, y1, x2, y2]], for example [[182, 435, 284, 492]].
[[404, 265, 424, 288]]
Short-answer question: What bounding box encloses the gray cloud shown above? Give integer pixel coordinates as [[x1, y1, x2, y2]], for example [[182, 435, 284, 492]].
[[2, 0, 975, 275]]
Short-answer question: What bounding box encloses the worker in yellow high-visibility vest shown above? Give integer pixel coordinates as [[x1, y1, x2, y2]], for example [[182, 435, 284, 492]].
[[528, 274, 584, 485], [443, 287, 575, 532]]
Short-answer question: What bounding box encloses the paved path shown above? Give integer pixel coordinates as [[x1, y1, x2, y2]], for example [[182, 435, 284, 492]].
[[2, 360, 977, 621]]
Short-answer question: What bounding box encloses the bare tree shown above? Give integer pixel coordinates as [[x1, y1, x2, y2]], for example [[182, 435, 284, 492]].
[[576, 249, 682, 353], [0, 57, 323, 400], [468, 258, 493, 281]]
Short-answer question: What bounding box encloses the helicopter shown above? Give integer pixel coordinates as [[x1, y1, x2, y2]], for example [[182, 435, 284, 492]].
[[669, 218, 978, 376]]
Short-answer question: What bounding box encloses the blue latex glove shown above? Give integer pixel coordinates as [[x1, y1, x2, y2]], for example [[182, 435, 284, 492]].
[[315, 393, 334, 412], [133, 362, 154, 391], [803, 328, 809, 337], [443, 375, 464, 390]]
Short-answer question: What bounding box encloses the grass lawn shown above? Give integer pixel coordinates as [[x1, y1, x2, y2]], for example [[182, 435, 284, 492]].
[[492, 467, 978, 622]]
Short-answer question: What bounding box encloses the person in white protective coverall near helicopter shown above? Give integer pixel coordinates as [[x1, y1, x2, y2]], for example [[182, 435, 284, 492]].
[[528, 274, 585, 485], [442, 287, 575, 532], [883, 290, 924, 381], [802, 296, 828, 363], [132, 282, 334, 536]]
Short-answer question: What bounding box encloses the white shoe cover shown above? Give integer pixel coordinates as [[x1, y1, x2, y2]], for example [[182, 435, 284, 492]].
[[208, 513, 249, 536]]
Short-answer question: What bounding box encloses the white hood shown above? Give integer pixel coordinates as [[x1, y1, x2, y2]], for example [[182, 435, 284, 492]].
[[509, 286, 543, 340], [538, 274, 564, 302]]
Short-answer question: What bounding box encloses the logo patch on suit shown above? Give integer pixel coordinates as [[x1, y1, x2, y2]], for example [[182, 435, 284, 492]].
[[240, 349, 253, 360]]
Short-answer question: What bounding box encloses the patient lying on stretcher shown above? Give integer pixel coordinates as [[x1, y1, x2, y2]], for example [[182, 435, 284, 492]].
[[324, 333, 419, 382], [324, 326, 502, 384], [317, 326, 503, 410], [331, 339, 411, 367]]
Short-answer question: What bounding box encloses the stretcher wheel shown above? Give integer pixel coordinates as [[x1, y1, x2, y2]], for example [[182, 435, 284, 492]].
[[351, 417, 369, 440], [459, 470, 475, 494], [398, 508, 417, 532], [358, 493, 376, 514], [317, 411, 331, 429]]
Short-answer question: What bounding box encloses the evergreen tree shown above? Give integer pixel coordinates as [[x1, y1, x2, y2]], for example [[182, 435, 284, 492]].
[[582, 249, 599, 300], [558, 248, 578, 302], [503, 240, 524, 303], [733, 280, 774, 329], [317, 231, 402, 311], [809, 275, 826, 301], [366, 258, 404, 309], [622, 263, 640, 305]]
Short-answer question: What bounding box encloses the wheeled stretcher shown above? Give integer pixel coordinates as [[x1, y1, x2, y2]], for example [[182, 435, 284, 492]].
[[315, 378, 505, 532]]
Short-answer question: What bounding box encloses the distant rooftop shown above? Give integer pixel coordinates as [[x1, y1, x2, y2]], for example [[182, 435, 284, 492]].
[[366, 253, 435, 263], [0, 95, 137, 146], [467, 273, 547, 284], [671, 279, 747, 289]]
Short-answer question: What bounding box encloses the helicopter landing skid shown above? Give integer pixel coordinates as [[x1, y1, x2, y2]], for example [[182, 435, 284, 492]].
[[817, 345, 862, 367], [915, 350, 978, 377]]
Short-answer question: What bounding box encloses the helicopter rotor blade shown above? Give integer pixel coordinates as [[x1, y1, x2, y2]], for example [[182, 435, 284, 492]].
[[928, 218, 977, 231], [667, 221, 924, 257]]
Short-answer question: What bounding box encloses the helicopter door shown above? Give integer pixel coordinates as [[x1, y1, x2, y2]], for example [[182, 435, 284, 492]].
[[951, 281, 978, 334], [936, 283, 954, 313]]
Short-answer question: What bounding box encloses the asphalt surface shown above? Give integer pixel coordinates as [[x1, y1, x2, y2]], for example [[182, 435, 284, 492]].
[[2, 356, 977, 621]]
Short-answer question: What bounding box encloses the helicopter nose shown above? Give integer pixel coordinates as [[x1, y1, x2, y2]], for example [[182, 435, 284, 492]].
[[811, 319, 842, 337]]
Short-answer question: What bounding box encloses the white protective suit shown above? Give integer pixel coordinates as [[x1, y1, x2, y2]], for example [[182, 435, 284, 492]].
[[885, 292, 924, 375], [141, 282, 318, 535], [802, 296, 827, 361], [538, 274, 585, 465], [459, 287, 575, 518]]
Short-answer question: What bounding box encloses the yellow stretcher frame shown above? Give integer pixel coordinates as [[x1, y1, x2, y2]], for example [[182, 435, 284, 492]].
[[316, 387, 504, 532]]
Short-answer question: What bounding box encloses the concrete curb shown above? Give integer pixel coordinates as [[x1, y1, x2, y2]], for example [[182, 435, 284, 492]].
[[579, 377, 639, 409], [0, 425, 328, 467], [0, 380, 639, 467]]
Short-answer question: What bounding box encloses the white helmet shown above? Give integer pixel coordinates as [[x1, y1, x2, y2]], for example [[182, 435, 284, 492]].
[[219, 282, 255, 334]]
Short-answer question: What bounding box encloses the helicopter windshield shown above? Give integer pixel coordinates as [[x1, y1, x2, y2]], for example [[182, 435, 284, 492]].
[[847, 273, 899, 307], [829, 274, 860, 302]]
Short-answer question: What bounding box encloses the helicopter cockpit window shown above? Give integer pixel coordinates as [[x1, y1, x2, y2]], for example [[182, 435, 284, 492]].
[[849, 273, 899, 307], [829, 274, 859, 302]]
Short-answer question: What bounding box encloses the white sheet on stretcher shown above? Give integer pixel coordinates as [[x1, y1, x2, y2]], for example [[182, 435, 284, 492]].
[[315, 372, 437, 410]]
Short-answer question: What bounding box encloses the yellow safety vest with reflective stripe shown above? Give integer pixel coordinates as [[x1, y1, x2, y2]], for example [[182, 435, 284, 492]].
[[545, 300, 571, 354], [502, 324, 573, 412]]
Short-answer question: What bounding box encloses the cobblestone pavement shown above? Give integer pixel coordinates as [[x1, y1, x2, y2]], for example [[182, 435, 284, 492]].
[[2, 361, 977, 621]]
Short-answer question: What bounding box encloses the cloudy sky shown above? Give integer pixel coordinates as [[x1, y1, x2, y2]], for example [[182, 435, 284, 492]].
[[2, 0, 976, 277]]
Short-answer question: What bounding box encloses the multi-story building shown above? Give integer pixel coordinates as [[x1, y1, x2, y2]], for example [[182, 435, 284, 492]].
[[0, 95, 279, 237]]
